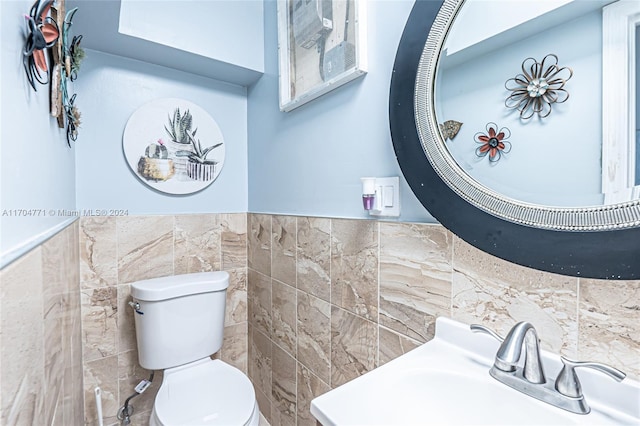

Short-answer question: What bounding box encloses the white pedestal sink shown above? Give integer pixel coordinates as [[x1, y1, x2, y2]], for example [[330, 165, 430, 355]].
[[311, 317, 640, 425]]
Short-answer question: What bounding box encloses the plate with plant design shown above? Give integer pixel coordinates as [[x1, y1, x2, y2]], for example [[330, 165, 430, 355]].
[[123, 98, 225, 195]]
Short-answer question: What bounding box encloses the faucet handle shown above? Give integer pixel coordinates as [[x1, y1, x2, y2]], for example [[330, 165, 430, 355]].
[[555, 356, 626, 398], [470, 324, 504, 342]]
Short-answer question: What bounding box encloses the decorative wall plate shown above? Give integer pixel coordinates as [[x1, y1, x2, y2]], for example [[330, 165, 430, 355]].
[[123, 98, 225, 195]]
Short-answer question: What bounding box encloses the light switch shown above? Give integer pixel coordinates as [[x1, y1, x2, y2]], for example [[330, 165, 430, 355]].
[[383, 186, 394, 207], [365, 177, 400, 217]]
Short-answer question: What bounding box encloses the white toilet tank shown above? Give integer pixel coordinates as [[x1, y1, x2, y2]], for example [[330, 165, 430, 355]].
[[130, 271, 229, 370]]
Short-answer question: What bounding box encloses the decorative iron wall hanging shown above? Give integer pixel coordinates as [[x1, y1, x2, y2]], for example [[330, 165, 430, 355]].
[[23, 0, 84, 146], [474, 122, 511, 163], [505, 54, 572, 119]]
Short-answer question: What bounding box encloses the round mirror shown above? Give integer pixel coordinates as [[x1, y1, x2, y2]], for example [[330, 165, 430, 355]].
[[389, 0, 640, 279], [435, 0, 639, 208]]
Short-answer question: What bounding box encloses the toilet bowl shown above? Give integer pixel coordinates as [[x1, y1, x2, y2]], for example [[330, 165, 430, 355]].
[[150, 358, 259, 426], [130, 272, 260, 426]]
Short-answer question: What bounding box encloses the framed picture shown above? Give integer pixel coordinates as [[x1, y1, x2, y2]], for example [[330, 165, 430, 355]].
[[123, 98, 226, 195], [277, 0, 367, 112]]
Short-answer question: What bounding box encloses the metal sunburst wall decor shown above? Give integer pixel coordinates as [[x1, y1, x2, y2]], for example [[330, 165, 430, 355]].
[[505, 54, 572, 119], [474, 122, 511, 163]]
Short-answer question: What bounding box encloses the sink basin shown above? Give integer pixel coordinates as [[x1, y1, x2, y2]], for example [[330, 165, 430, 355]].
[[369, 369, 579, 425], [311, 317, 640, 426]]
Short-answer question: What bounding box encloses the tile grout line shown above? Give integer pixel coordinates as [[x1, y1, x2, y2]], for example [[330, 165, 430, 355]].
[[294, 216, 299, 425], [576, 276, 580, 358], [328, 217, 333, 391]]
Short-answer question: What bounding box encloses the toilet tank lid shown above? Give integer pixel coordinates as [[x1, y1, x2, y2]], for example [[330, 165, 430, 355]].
[[130, 271, 229, 301]]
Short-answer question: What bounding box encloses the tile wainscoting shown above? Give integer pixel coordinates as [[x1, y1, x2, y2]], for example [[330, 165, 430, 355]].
[[247, 214, 640, 426], [79, 214, 248, 425], [1, 213, 637, 426], [1, 213, 248, 426], [1, 222, 83, 425]]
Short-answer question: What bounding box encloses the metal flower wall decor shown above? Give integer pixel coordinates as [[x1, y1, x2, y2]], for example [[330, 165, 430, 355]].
[[505, 54, 572, 119], [23, 0, 84, 146], [23, 0, 59, 89], [474, 122, 511, 163]]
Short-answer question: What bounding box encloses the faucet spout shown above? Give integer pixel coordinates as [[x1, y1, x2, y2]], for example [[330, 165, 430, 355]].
[[494, 321, 545, 384]]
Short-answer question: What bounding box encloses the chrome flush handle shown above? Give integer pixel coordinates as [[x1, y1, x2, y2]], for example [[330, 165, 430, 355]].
[[128, 300, 144, 315]]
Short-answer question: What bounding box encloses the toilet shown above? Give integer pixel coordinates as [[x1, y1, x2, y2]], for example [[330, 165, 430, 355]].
[[130, 271, 260, 426]]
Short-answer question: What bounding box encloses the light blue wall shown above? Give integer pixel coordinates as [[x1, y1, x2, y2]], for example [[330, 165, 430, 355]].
[[1, 0, 77, 265], [438, 10, 603, 207], [247, 0, 433, 223], [635, 22, 640, 185], [119, 0, 264, 73], [75, 50, 248, 215]]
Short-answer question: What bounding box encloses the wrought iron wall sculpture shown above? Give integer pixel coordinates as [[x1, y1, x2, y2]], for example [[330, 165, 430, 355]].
[[505, 54, 572, 119], [474, 122, 511, 162]]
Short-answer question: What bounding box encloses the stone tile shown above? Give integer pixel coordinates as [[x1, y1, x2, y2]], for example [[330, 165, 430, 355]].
[[174, 213, 221, 274], [255, 386, 272, 426], [117, 215, 174, 284], [579, 279, 640, 380], [272, 215, 296, 287], [226, 268, 247, 326], [259, 410, 270, 426], [42, 225, 79, 425], [248, 214, 271, 276], [43, 291, 66, 425], [220, 213, 247, 269], [297, 291, 331, 383], [248, 326, 272, 400], [118, 284, 137, 353], [379, 223, 452, 342], [0, 249, 45, 426], [84, 355, 119, 426], [297, 363, 330, 426], [271, 279, 297, 356], [80, 216, 117, 288], [42, 223, 77, 298], [129, 410, 152, 426], [331, 219, 379, 321], [81, 287, 118, 361], [65, 283, 85, 425], [271, 344, 296, 426], [248, 269, 272, 337], [452, 237, 578, 356], [378, 326, 421, 366], [222, 322, 248, 374], [330, 306, 378, 388], [118, 350, 160, 418], [68, 220, 81, 293], [297, 217, 331, 301]]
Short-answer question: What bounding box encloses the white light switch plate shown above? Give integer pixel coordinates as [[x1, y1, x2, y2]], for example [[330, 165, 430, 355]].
[[369, 177, 400, 217]]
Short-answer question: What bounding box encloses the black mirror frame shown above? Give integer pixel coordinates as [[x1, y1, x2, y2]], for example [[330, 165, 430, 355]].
[[389, 0, 640, 279]]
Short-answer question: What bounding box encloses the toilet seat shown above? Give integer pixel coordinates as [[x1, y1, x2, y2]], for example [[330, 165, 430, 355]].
[[152, 358, 258, 426]]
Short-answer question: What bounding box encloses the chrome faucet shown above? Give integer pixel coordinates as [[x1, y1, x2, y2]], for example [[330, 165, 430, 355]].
[[471, 321, 545, 383], [471, 321, 626, 415], [492, 321, 545, 384]]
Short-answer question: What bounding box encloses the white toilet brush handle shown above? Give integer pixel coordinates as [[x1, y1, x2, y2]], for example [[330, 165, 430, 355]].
[[94, 387, 104, 426]]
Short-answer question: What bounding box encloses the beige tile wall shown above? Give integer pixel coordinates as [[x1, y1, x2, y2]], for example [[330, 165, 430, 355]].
[[1, 213, 637, 426], [79, 213, 247, 426], [0, 222, 84, 426], [247, 214, 640, 426]]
